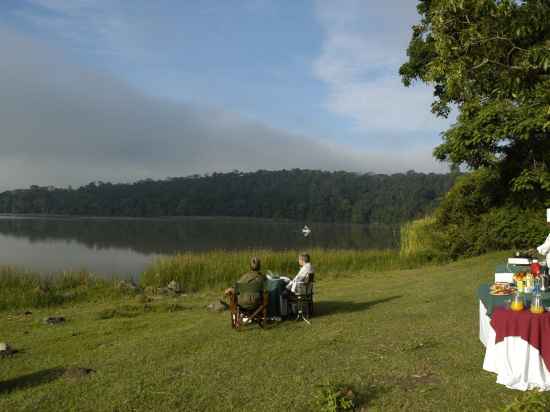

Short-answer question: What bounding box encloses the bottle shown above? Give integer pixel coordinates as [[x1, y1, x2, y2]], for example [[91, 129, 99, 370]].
[[525, 273, 534, 294], [516, 277, 525, 293], [533, 277, 541, 295]]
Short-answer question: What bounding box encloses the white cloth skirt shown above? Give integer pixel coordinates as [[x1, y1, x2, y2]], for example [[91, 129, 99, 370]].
[[480, 301, 550, 391]]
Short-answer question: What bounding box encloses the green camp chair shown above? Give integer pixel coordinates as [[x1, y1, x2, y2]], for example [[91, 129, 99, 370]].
[[229, 281, 269, 330]]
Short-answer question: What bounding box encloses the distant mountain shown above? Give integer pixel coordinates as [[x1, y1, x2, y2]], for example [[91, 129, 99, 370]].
[[0, 169, 458, 224]]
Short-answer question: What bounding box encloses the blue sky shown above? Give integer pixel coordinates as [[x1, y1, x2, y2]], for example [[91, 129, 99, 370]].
[[0, 0, 453, 189]]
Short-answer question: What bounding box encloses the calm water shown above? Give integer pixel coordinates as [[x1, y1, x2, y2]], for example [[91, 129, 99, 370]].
[[0, 215, 400, 277]]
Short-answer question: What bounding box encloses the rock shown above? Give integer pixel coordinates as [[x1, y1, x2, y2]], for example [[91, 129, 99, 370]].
[[0, 342, 11, 352], [43, 316, 66, 325], [167, 280, 182, 294], [0, 342, 15, 357], [116, 280, 139, 292], [207, 300, 229, 312]]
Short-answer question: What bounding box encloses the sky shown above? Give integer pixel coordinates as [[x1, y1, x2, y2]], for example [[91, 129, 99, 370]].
[[0, 0, 453, 190]]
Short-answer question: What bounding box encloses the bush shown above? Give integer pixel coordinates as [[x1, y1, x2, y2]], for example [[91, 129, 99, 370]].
[[405, 170, 548, 259]]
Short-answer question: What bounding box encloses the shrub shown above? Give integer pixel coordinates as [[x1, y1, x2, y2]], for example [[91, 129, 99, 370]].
[[407, 170, 549, 259], [315, 382, 357, 412]]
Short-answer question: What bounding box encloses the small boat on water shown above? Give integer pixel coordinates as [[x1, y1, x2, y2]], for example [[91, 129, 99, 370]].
[[302, 225, 311, 237]]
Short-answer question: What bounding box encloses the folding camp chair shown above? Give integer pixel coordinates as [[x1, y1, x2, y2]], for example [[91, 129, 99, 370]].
[[287, 272, 315, 324], [229, 283, 269, 330]]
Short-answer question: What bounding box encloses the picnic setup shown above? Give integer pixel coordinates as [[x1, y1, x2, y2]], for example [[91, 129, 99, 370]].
[[226, 254, 315, 330], [479, 208, 550, 391], [479, 257, 550, 390]]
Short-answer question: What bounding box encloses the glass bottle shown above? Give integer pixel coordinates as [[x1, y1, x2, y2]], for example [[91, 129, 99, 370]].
[[525, 273, 534, 294]]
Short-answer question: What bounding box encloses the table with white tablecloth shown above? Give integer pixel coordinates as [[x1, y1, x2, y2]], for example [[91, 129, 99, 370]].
[[479, 285, 550, 391]]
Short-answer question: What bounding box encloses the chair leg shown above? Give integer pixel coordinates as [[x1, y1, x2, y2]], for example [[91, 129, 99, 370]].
[[235, 307, 241, 330], [229, 292, 238, 329]]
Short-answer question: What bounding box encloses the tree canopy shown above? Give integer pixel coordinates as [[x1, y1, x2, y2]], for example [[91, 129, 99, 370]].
[[400, 0, 550, 203], [0, 170, 456, 224]]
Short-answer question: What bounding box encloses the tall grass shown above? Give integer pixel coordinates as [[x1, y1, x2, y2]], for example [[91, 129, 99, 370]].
[[400, 216, 444, 258], [141, 248, 438, 293], [2, 246, 445, 310], [0, 267, 135, 311]]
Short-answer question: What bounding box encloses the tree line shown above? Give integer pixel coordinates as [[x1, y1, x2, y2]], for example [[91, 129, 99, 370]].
[[0, 170, 457, 224]]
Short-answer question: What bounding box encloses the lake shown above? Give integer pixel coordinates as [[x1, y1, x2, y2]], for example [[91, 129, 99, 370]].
[[0, 215, 400, 277]]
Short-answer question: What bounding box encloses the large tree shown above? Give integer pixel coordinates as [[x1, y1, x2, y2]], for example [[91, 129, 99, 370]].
[[400, 0, 550, 204]]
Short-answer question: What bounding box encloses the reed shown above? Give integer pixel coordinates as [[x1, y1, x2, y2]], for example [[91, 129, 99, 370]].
[[141, 248, 436, 293], [1, 247, 443, 309], [0, 267, 133, 311], [400, 216, 444, 258]]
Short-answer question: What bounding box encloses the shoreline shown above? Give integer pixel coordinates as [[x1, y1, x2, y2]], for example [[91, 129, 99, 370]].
[[1, 248, 444, 311]]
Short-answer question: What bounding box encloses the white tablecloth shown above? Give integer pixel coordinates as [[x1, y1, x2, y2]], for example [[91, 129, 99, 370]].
[[480, 301, 550, 391]]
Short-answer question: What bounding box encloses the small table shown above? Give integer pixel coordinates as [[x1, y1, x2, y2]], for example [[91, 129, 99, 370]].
[[479, 284, 550, 390], [265, 277, 287, 318]]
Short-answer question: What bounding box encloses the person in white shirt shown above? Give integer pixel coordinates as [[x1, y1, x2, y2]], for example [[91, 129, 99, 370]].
[[536, 208, 550, 267], [286, 253, 314, 293]]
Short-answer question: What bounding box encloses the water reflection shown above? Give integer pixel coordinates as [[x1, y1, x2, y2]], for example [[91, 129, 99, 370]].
[[0, 215, 399, 276]]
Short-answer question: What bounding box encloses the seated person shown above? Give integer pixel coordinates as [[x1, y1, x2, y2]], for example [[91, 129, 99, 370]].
[[286, 253, 314, 294], [279, 253, 314, 318], [225, 257, 265, 310]]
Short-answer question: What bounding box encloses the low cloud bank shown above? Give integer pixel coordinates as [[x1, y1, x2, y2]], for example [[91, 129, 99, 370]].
[[0, 27, 447, 191]]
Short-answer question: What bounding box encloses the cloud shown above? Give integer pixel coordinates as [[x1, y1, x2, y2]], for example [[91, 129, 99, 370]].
[[313, 0, 452, 135], [0, 26, 448, 191]]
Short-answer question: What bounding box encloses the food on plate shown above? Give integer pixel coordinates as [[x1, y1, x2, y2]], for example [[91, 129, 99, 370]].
[[490, 283, 515, 296], [513, 272, 526, 282]]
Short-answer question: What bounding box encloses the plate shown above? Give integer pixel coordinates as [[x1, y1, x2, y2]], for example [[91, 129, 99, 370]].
[[490, 290, 514, 296]]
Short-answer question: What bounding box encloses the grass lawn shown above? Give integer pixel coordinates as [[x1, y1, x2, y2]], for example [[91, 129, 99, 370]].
[[0, 251, 542, 411]]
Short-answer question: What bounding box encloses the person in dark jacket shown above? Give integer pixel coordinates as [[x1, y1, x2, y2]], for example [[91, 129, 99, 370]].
[[225, 257, 265, 309]]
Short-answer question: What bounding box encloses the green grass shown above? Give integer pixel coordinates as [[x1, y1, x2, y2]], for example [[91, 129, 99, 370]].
[[142, 248, 439, 293], [3, 250, 550, 411]]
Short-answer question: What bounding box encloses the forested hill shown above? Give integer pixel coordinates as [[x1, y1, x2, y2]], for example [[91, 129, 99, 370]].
[[0, 170, 457, 224]]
